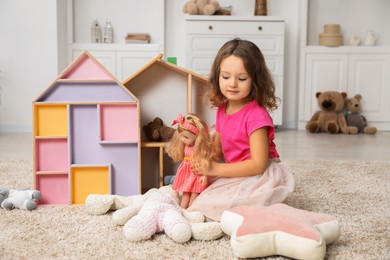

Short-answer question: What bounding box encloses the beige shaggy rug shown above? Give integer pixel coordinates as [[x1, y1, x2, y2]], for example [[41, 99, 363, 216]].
[[1, 159, 390, 260]]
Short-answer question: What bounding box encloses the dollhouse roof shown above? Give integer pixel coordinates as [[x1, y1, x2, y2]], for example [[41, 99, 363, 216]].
[[34, 51, 138, 103], [122, 54, 208, 86], [122, 54, 209, 122]]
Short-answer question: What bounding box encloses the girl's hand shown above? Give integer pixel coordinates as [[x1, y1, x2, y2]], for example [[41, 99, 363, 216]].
[[193, 161, 218, 177], [199, 176, 208, 186]]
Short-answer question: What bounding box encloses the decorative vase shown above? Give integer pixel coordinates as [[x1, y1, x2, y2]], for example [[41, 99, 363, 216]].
[[364, 30, 378, 46], [349, 34, 360, 46], [91, 20, 102, 43], [103, 20, 113, 44], [255, 0, 267, 16]]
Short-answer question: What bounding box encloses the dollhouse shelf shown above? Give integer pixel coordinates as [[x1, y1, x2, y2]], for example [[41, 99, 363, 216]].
[[141, 141, 167, 187], [33, 51, 141, 205]]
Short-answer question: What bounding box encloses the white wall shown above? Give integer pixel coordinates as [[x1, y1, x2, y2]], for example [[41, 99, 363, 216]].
[[0, 0, 63, 132], [0, 0, 300, 132], [308, 0, 390, 46]]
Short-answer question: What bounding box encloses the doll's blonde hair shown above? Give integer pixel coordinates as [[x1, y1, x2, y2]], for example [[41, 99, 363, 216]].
[[165, 114, 213, 172]]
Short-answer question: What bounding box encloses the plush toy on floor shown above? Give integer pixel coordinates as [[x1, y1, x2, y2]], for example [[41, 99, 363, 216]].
[[306, 91, 358, 134], [345, 94, 377, 135], [220, 204, 341, 259], [85, 185, 223, 243], [0, 188, 42, 210], [183, 0, 220, 15]]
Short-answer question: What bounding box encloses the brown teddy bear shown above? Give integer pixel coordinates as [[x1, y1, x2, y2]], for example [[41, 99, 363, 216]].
[[143, 117, 175, 142], [345, 94, 377, 135], [183, 0, 220, 15], [306, 91, 358, 134]]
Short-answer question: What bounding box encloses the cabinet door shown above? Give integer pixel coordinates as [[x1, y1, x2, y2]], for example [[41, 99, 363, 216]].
[[72, 50, 116, 76], [116, 51, 159, 81], [348, 54, 390, 122], [302, 54, 348, 120]]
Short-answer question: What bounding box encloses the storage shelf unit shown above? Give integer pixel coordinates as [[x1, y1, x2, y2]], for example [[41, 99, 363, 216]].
[[33, 51, 141, 204]]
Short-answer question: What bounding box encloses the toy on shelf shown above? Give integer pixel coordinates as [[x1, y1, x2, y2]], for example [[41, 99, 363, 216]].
[[143, 117, 175, 142], [306, 91, 357, 134], [183, 0, 220, 15], [345, 94, 377, 135], [33, 51, 140, 205], [85, 185, 223, 243], [0, 188, 42, 210]]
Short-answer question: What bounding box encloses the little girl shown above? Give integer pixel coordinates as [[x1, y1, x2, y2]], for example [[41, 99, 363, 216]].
[[165, 113, 213, 208], [188, 38, 295, 221]]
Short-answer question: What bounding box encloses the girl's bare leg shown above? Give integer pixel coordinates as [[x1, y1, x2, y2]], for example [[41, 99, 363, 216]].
[[180, 192, 191, 208], [188, 192, 199, 207]]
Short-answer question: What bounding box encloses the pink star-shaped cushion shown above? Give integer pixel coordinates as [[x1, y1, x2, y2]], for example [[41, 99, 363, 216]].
[[220, 203, 340, 259]]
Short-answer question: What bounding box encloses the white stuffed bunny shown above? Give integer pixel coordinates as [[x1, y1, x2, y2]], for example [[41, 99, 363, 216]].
[[85, 185, 223, 243]]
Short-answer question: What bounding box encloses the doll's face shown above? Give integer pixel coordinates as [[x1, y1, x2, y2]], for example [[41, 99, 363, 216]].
[[179, 130, 197, 146]]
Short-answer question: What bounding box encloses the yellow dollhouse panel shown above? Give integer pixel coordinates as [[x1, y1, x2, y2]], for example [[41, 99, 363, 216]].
[[35, 104, 68, 136], [70, 165, 111, 204]]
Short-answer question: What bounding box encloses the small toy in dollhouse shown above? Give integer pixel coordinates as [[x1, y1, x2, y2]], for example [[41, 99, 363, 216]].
[[165, 113, 214, 209], [143, 117, 175, 142]]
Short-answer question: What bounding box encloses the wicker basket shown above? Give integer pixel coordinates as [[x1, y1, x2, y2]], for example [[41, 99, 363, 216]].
[[319, 24, 343, 47]]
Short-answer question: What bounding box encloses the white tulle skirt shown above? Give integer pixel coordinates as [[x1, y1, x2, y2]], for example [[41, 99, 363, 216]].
[[187, 160, 295, 221]]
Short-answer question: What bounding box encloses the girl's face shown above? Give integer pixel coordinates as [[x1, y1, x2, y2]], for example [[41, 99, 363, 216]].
[[219, 55, 252, 104], [179, 130, 197, 146]]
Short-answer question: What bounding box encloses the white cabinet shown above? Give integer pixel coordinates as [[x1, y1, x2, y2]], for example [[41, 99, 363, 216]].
[[300, 47, 390, 129], [72, 44, 161, 81], [298, 0, 390, 131], [185, 16, 285, 126]]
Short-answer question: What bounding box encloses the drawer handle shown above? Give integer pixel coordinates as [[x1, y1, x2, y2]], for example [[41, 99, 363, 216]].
[[258, 26, 263, 31], [208, 25, 213, 30]]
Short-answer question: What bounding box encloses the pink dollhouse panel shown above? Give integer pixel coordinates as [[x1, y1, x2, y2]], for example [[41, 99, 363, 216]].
[[100, 104, 138, 142], [36, 174, 69, 205], [60, 54, 112, 80], [36, 139, 68, 172]]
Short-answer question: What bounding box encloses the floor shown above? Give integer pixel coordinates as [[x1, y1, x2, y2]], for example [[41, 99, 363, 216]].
[[1, 130, 390, 161]]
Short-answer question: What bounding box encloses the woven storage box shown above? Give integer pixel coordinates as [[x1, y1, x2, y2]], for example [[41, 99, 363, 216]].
[[319, 24, 343, 47], [319, 33, 343, 46], [324, 24, 340, 34]]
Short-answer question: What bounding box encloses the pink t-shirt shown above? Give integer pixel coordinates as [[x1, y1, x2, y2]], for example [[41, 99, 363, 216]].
[[215, 100, 279, 163]]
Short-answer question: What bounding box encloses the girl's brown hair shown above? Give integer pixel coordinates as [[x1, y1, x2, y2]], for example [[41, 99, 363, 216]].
[[207, 38, 280, 111]]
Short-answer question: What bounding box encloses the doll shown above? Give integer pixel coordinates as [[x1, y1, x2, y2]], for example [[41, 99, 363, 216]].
[[165, 113, 213, 209]]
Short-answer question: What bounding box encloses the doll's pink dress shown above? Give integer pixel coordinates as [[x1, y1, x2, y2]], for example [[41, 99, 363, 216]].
[[172, 145, 207, 193]]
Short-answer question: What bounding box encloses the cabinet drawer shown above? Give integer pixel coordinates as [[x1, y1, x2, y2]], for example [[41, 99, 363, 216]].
[[186, 21, 284, 35], [187, 35, 284, 55]]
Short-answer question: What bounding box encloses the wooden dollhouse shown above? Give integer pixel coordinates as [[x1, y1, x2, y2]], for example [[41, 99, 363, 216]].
[[33, 51, 140, 205], [122, 54, 209, 189], [33, 52, 209, 204]]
